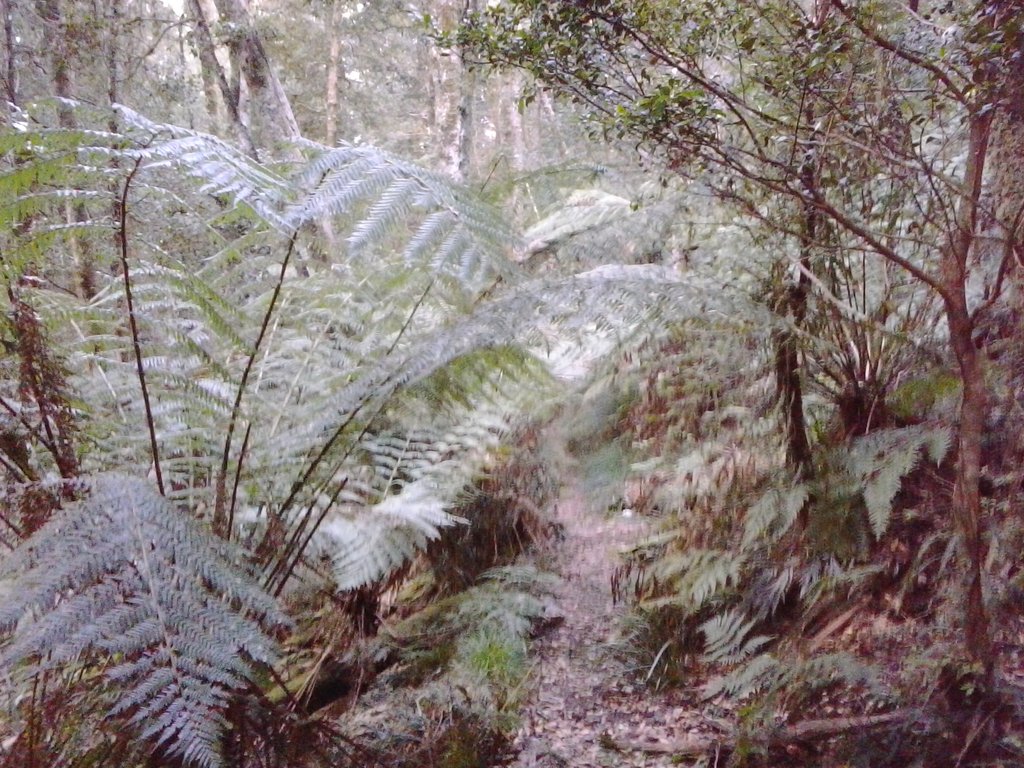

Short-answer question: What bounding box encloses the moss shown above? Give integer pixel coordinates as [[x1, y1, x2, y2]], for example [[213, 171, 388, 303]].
[[889, 372, 960, 422]]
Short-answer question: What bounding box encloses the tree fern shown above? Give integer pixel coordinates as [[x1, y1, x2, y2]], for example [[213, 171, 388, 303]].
[[2, 103, 778, 767], [0, 473, 287, 768]]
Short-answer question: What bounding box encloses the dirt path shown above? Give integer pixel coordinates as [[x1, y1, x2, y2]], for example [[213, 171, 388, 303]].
[[508, 475, 704, 767]]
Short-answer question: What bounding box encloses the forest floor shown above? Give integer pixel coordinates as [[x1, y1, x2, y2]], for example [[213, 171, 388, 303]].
[[505, 469, 714, 767]]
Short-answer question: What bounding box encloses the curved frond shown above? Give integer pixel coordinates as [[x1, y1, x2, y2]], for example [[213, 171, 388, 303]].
[[847, 424, 950, 538], [0, 474, 287, 768]]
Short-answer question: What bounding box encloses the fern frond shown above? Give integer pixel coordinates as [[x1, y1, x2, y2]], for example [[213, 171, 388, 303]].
[[703, 653, 781, 700], [116, 105, 293, 230], [0, 474, 287, 768], [846, 424, 950, 538], [747, 560, 798, 620], [323, 478, 465, 590], [292, 142, 519, 284], [643, 548, 745, 612], [777, 652, 883, 705], [456, 577, 549, 641], [741, 482, 809, 549], [700, 608, 772, 664]]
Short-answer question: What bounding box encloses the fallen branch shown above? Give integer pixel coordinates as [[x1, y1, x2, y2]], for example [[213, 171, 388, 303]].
[[807, 599, 869, 653], [616, 710, 912, 756]]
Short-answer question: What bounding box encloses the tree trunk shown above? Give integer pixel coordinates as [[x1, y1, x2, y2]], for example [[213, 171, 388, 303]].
[[779, 61, 820, 490], [941, 110, 994, 677], [454, 0, 479, 182], [325, 0, 343, 146], [502, 73, 528, 171], [193, 0, 226, 131], [987, 4, 1024, 357], [186, 0, 258, 157], [212, 0, 301, 155], [2, 0, 16, 107], [37, 0, 99, 298]]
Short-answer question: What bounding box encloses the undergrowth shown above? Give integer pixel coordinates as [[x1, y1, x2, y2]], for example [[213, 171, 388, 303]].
[[606, 327, 1024, 767], [271, 425, 561, 767]]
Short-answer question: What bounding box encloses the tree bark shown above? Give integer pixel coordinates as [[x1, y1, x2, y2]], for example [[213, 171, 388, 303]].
[[212, 0, 301, 155], [186, 0, 258, 157], [1, 0, 16, 107], [325, 0, 343, 146], [941, 110, 994, 676]]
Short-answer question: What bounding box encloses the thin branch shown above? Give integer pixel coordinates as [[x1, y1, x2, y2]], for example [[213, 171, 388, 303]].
[[831, 0, 970, 106], [616, 710, 916, 756], [0, 450, 29, 485], [0, 395, 59, 458]]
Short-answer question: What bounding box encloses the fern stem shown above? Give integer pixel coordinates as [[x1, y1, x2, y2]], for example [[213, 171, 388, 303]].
[[267, 401, 388, 594], [271, 480, 345, 597], [27, 670, 39, 768], [118, 158, 164, 496], [267, 276, 439, 585], [387, 275, 436, 356], [214, 231, 299, 537], [225, 421, 253, 542], [268, 278, 456, 592], [261, 398, 380, 587]]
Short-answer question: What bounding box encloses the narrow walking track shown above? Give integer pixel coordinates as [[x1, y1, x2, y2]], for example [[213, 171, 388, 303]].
[[508, 473, 706, 767]]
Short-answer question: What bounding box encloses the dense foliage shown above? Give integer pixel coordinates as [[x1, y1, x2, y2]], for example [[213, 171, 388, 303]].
[[3, 0, 1024, 766]]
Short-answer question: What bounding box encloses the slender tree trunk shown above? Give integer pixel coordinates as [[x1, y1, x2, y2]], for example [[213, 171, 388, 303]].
[[107, 0, 121, 147], [937, 0, 1024, 680], [38, 0, 100, 298], [212, 0, 301, 154], [324, 0, 342, 146], [454, 0, 479, 182], [781, 155, 817, 483], [186, 0, 258, 157], [430, 0, 479, 178], [941, 110, 994, 676], [779, 52, 820, 489], [503, 74, 527, 171], [987, 6, 1024, 341], [1, 0, 16, 108], [192, 0, 225, 131]]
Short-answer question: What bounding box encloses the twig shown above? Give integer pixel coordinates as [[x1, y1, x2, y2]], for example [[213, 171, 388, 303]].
[[0, 394, 59, 458]]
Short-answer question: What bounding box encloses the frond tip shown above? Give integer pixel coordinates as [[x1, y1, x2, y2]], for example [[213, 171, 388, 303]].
[[0, 474, 288, 768]]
